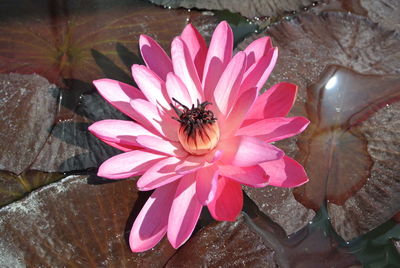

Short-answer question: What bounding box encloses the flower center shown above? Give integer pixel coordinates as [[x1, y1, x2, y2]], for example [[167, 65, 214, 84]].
[[171, 98, 220, 155]]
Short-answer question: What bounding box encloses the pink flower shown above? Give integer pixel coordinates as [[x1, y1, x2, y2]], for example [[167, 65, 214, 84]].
[[89, 21, 309, 252]]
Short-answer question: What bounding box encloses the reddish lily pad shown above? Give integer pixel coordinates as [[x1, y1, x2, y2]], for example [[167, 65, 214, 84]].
[[244, 185, 315, 235], [359, 0, 400, 31], [296, 66, 400, 209], [148, 0, 317, 19], [238, 11, 400, 239], [0, 175, 176, 266], [0, 73, 58, 174], [30, 92, 125, 172], [0, 0, 214, 86], [0, 170, 65, 207], [393, 212, 400, 223], [312, 0, 400, 32], [328, 101, 400, 240], [0, 0, 218, 174], [165, 215, 279, 267]]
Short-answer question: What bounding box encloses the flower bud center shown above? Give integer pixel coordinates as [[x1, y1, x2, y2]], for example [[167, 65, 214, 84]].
[[171, 99, 220, 155]]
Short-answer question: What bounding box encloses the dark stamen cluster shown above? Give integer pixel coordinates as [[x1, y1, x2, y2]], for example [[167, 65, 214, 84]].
[[171, 98, 217, 137]]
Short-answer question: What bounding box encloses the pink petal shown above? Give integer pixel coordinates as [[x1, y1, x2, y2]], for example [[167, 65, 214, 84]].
[[168, 173, 202, 249], [130, 99, 179, 141], [139, 34, 173, 81], [171, 37, 202, 103], [98, 150, 165, 179], [236, 116, 310, 142], [243, 36, 273, 70], [136, 155, 205, 190], [89, 119, 158, 150], [93, 79, 145, 119], [137, 156, 208, 191], [100, 140, 139, 152], [131, 64, 169, 109], [205, 149, 223, 163], [218, 165, 269, 187], [244, 82, 297, 123], [222, 87, 257, 137], [195, 164, 219, 205], [137, 157, 183, 191], [166, 72, 192, 108], [213, 51, 247, 116], [240, 47, 278, 95], [202, 21, 233, 100], [129, 181, 178, 252], [175, 155, 206, 175], [207, 177, 243, 221], [180, 24, 207, 80], [219, 136, 284, 167], [260, 155, 309, 187], [136, 135, 187, 157]]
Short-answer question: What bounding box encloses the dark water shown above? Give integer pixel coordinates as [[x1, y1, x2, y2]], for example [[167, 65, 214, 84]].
[[0, 0, 399, 267], [244, 195, 400, 268]]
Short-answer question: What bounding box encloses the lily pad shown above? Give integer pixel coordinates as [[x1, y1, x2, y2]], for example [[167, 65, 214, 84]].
[[0, 0, 218, 174], [312, 0, 400, 32], [360, 0, 400, 32], [165, 214, 279, 267], [148, 0, 317, 19], [328, 101, 400, 240], [238, 11, 400, 239], [0, 0, 215, 86], [244, 185, 315, 235], [30, 91, 125, 172], [0, 175, 176, 266], [296, 67, 399, 210], [0, 73, 59, 174], [241, 196, 361, 267], [0, 170, 65, 207]]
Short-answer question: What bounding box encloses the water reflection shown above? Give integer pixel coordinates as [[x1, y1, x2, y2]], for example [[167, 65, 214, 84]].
[[295, 65, 400, 210], [243, 194, 360, 268], [244, 193, 400, 268], [324, 75, 337, 91]]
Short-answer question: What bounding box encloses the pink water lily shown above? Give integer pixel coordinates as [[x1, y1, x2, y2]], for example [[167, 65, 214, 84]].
[[89, 21, 309, 252]]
